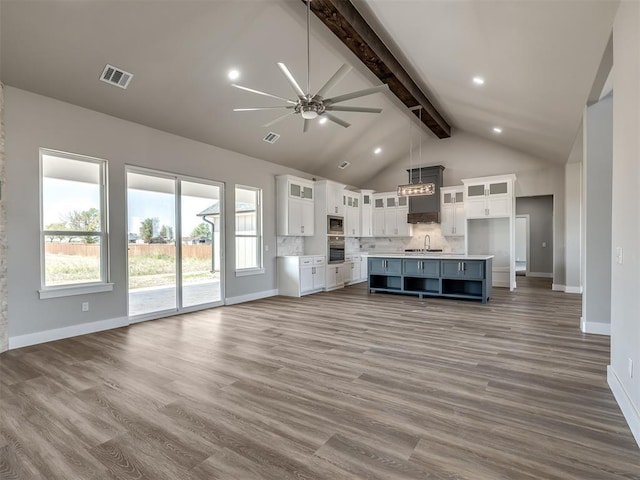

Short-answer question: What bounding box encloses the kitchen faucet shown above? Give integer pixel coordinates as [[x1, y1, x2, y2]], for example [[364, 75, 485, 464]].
[[423, 234, 431, 252]]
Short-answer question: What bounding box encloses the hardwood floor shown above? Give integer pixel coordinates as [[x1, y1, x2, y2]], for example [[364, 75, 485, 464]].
[[1, 277, 639, 479]]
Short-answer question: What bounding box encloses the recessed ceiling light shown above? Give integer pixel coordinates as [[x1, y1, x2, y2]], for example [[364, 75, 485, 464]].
[[319, 117, 328, 124], [374, 147, 382, 154], [493, 126, 503, 134], [228, 69, 240, 81], [473, 76, 485, 85]]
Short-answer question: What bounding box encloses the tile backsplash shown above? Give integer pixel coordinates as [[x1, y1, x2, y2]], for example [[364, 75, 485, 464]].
[[278, 224, 464, 258], [277, 236, 304, 256], [359, 223, 465, 254]]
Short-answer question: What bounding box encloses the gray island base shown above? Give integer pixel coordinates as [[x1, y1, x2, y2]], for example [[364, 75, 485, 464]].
[[367, 254, 494, 303]]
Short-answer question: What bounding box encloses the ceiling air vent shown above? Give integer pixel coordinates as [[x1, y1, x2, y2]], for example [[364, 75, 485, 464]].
[[263, 132, 280, 144], [100, 64, 133, 89], [338, 161, 351, 170]]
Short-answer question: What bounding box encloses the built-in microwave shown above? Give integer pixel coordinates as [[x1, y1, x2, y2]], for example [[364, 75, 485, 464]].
[[327, 215, 344, 235], [328, 236, 345, 264]]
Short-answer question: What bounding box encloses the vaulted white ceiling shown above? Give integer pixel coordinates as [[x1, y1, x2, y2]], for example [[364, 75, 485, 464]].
[[0, 0, 618, 187]]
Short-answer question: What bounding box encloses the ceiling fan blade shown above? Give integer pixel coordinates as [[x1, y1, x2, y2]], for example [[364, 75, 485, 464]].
[[313, 64, 352, 100], [233, 106, 294, 111], [263, 112, 296, 128], [325, 106, 383, 114], [323, 84, 389, 106], [303, 119, 310, 133], [232, 84, 297, 105], [277, 63, 306, 98], [323, 113, 351, 128]]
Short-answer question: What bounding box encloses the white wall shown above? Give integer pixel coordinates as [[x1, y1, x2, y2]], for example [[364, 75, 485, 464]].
[[565, 160, 582, 293], [582, 94, 613, 334], [367, 130, 566, 285], [0, 83, 7, 353], [609, 0, 640, 447], [4, 87, 312, 341]]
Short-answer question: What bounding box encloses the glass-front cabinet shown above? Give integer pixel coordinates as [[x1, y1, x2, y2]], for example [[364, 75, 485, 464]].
[[461, 175, 515, 219]]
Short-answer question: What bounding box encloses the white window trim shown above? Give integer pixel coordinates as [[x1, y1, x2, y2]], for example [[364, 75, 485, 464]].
[[39, 148, 110, 297], [235, 268, 265, 277], [38, 283, 114, 299], [235, 185, 263, 272]]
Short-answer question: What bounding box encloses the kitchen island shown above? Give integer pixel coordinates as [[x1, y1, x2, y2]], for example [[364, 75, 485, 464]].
[[368, 254, 494, 303]]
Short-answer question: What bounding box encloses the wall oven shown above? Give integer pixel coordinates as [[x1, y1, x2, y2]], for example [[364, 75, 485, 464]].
[[328, 236, 345, 264], [327, 215, 344, 235]]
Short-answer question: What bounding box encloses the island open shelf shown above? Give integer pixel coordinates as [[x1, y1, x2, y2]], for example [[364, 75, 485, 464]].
[[367, 255, 493, 303]]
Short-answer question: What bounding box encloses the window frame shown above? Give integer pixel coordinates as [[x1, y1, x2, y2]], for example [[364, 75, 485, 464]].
[[39, 148, 112, 298], [234, 184, 263, 275]]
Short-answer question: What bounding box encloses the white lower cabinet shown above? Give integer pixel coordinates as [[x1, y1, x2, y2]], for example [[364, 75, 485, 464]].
[[344, 255, 366, 284], [325, 263, 345, 291], [277, 256, 326, 297], [360, 254, 368, 281]]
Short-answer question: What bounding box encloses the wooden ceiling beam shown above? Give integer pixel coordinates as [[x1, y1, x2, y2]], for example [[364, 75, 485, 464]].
[[305, 0, 451, 138]]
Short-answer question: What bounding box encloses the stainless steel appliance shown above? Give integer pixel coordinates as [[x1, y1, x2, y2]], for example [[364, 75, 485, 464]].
[[327, 215, 344, 235], [328, 236, 345, 264]]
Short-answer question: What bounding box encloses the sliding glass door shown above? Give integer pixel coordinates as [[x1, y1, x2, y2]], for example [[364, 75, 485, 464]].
[[126, 168, 223, 320], [181, 180, 222, 307]]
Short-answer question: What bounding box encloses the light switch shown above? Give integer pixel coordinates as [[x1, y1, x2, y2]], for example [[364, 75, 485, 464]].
[[616, 247, 623, 265], [542, 242, 546, 248]]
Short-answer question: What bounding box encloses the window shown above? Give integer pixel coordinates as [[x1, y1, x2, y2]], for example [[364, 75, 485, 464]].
[[40, 149, 110, 297], [235, 185, 262, 273]]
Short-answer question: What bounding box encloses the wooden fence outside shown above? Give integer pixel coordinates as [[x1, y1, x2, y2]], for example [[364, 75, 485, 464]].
[[45, 243, 213, 259]]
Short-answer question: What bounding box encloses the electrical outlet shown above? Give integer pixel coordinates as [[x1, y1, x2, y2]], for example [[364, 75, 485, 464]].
[[629, 358, 634, 379], [542, 242, 547, 248], [82, 302, 89, 312]]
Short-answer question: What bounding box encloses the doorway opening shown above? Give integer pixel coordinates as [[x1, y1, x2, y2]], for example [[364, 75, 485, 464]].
[[515, 214, 530, 276]]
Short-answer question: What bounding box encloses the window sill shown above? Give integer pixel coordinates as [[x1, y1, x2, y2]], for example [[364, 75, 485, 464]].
[[235, 268, 265, 277], [38, 283, 114, 299]]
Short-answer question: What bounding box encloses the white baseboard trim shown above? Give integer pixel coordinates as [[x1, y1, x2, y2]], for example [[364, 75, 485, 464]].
[[608, 365, 640, 448], [528, 272, 554, 278], [9, 316, 129, 350], [551, 284, 583, 294], [493, 281, 511, 288], [225, 289, 278, 306], [580, 317, 611, 336]]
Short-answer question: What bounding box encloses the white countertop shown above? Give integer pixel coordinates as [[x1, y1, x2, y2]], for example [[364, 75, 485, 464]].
[[367, 253, 494, 260]]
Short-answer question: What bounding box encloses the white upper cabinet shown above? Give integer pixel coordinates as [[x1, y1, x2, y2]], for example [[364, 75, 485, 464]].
[[360, 189, 374, 238], [372, 192, 410, 237], [462, 174, 516, 219], [441, 186, 465, 236], [324, 180, 345, 216], [343, 191, 361, 237], [276, 175, 315, 236]]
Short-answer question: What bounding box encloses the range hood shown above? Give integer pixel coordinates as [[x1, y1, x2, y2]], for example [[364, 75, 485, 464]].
[[406, 166, 445, 223]]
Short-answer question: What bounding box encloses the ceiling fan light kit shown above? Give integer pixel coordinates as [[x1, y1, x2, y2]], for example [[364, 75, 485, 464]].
[[232, 0, 387, 131]]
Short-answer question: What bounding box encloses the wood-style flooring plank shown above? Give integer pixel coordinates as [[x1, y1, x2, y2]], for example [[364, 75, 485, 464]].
[[1, 277, 639, 479]]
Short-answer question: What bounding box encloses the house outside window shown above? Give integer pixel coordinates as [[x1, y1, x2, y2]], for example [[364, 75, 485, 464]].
[[235, 185, 262, 274], [39, 149, 111, 298]]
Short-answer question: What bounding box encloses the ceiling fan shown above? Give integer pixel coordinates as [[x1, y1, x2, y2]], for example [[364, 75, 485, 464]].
[[232, 0, 388, 132]]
